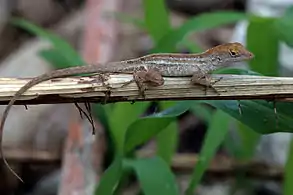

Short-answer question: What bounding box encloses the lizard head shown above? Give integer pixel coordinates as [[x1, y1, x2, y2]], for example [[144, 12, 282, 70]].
[[205, 42, 254, 65]]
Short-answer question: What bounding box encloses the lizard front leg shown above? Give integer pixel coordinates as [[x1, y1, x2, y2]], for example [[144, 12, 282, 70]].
[[191, 72, 222, 95]]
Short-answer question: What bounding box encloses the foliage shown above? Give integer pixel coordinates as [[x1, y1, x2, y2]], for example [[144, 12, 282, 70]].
[[10, 1, 293, 195]]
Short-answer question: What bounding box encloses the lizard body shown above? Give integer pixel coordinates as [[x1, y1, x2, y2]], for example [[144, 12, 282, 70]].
[[0, 42, 254, 182]]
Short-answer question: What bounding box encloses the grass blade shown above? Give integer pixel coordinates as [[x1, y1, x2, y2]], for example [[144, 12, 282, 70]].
[[125, 156, 180, 195], [143, 0, 171, 42], [185, 110, 230, 195], [95, 155, 123, 195]]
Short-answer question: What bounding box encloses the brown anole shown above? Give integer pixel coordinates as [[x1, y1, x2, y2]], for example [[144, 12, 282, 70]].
[[0, 42, 254, 182]]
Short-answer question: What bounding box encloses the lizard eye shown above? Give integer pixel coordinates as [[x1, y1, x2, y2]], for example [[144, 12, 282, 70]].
[[229, 49, 239, 57]]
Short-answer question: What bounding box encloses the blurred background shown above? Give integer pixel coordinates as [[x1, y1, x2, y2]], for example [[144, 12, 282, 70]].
[[0, 0, 293, 195]]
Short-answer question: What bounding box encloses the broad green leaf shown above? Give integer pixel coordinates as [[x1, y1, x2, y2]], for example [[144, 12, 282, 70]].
[[186, 110, 230, 195], [153, 11, 247, 52], [11, 18, 84, 66], [283, 137, 293, 195], [222, 125, 243, 158], [156, 101, 179, 164], [247, 16, 279, 76], [179, 37, 203, 53], [262, 101, 293, 116], [143, 0, 171, 43], [223, 120, 260, 161], [274, 6, 293, 48], [190, 103, 213, 123], [125, 156, 180, 195], [95, 155, 123, 195], [155, 123, 178, 164], [109, 102, 151, 153], [124, 101, 190, 153], [205, 100, 293, 134]]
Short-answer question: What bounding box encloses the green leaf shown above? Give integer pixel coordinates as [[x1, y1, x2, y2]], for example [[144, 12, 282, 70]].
[[124, 101, 190, 153], [190, 103, 213, 123], [186, 110, 230, 195], [274, 6, 293, 48], [11, 18, 84, 66], [92, 104, 111, 133], [95, 155, 123, 195], [38, 49, 74, 68], [125, 156, 180, 195], [247, 16, 279, 76], [205, 100, 293, 134], [143, 0, 171, 43], [153, 11, 247, 52], [109, 102, 151, 153], [223, 121, 260, 160], [265, 101, 293, 116], [179, 37, 203, 53], [156, 101, 179, 164], [156, 123, 178, 164]]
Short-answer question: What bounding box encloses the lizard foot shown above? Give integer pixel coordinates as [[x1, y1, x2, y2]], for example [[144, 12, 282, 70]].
[[191, 74, 222, 95]]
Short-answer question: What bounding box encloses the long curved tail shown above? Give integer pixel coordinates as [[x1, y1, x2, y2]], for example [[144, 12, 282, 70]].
[[0, 65, 102, 182]]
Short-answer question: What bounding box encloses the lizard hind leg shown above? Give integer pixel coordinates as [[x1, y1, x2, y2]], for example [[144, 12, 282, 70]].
[[133, 69, 164, 99]]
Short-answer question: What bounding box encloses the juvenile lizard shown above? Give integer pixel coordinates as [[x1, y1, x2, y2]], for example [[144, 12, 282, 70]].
[[0, 42, 254, 182]]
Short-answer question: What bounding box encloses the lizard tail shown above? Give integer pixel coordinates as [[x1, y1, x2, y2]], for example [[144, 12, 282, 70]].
[[0, 75, 54, 182], [0, 65, 101, 182]]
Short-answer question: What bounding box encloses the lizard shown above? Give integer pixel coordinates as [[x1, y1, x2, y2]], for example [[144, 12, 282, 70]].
[[0, 42, 254, 182]]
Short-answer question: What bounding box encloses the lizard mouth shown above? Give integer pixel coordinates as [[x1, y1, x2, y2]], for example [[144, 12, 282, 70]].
[[247, 51, 254, 59]]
